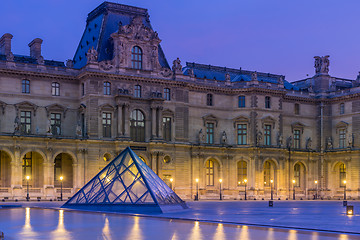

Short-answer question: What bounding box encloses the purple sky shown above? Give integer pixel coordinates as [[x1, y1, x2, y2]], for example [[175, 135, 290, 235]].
[[2, 0, 360, 81]]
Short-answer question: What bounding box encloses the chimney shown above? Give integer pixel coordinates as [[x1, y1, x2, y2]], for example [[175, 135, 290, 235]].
[[28, 38, 43, 59], [0, 33, 13, 55]]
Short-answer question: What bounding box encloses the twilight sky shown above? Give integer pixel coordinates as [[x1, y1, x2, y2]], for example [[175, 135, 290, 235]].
[[1, 0, 360, 81]]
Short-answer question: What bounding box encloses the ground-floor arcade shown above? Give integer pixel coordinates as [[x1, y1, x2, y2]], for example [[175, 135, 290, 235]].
[[0, 136, 359, 200]]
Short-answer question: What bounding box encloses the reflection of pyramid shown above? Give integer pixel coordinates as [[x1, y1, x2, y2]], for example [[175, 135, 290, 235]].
[[62, 147, 188, 213]]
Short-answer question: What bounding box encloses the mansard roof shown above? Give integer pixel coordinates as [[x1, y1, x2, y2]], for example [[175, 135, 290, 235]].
[[73, 2, 170, 69], [183, 62, 298, 90], [0, 54, 65, 67]]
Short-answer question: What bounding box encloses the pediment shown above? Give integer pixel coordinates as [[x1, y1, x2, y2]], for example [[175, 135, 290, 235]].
[[14, 101, 38, 116], [291, 121, 306, 133], [162, 108, 174, 118], [261, 116, 276, 129], [202, 114, 218, 127], [335, 121, 348, 129], [233, 115, 250, 128], [45, 104, 68, 118], [99, 103, 115, 112]]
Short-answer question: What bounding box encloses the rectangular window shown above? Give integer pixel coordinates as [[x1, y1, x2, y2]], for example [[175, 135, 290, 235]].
[[238, 96, 245, 108], [50, 113, 61, 135], [340, 164, 346, 187], [339, 129, 346, 148], [103, 82, 111, 95], [206, 94, 213, 106], [206, 122, 214, 144], [264, 124, 271, 146], [265, 96, 271, 109], [293, 129, 301, 149], [22, 152, 32, 180], [20, 111, 31, 134], [81, 83, 85, 96], [164, 88, 171, 101], [134, 85, 141, 98], [52, 82, 60, 96], [340, 103, 345, 115], [294, 103, 300, 115], [237, 124, 247, 145], [206, 160, 214, 186], [102, 113, 112, 138], [163, 117, 171, 141], [22, 80, 30, 93]]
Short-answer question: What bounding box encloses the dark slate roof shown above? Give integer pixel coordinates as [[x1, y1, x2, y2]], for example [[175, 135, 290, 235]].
[[293, 77, 354, 91], [183, 62, 298, 90], [0, 54, 65, 67], [73, 2, 169, 69]]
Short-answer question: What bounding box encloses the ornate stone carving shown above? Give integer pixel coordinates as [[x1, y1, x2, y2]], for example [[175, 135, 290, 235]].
[[6, 52, 14, 62], [99, 60, 114, 71], [37, 56, 45, 65], [160, 67, 172, 77], [188, 68, 195, 78], [86, 47, 98, 63], [221, 131, 227, 145], [198, 129, 205, 144], [251, 71, 258, 81], [348, 134, 353, 148], [327, 137, 333, 150], [76, 121, 82, 137], [286, 136, 293, 149], [314, 55, 330, 74], [172, 57, 182, 74], [66, 59, 74, 68], [256, 131, 262, 146], [277, 133, 283, 147], [14, 116, 20, 134], [306, 137, 312, 150], [118, 16, 159, 41]]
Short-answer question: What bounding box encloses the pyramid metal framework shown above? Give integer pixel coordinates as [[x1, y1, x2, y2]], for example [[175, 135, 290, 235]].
[[62, 147, 187, 213]]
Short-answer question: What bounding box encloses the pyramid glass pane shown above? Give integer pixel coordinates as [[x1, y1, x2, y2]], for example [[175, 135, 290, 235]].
[[62, 147, 187, 213]]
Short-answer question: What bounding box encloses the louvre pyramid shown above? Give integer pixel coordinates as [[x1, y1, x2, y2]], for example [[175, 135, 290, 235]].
[[62, 147, 188, 213]]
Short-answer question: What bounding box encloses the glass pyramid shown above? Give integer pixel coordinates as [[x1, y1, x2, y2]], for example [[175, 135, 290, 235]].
[[62, 147, 188, 213]]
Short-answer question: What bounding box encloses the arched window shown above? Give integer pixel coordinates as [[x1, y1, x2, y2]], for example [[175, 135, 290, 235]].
[[130, 110, 145, 142], [294, 163, 300, 187], [103, 82, 111, 95], [134, 85, 141, 98], [237, 161, 247, 185], [264, 160, 275, 187], [206, 160, 214, 186], [206, 93, 213, 106], [22, 79, 30, 93], [339, 163, 346, 187], [131, 46, 142, 69], [52, 82, 60, 96]]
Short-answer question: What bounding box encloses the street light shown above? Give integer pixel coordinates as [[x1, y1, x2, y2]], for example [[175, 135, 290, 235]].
[[26, 175, 30, 201], [270, 179, 274, 200], [343, 180, 347, 200], [292, 179, 296, 200], [195, 178, 199, 201], [314, 180, 318, 200], [170, 178, 174, 191], [59, 176, 64, 201], [219, 179, 223, 200], [244, 179, 247, 200]]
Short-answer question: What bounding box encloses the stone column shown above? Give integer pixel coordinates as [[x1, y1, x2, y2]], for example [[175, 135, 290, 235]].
[[123, 104, 130, 138], [151, 107, 156, 139], [43, 162, 55, 199], [117, 105, 123, 137], [158, 107, 163, 139]]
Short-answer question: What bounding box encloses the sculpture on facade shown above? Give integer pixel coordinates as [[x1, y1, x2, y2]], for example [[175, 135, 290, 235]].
[[14, 116, 20, 133], [327, 137, 333, 149], [286, 136, 293, 149], [225, 73, 231, 81], [314, 55, 330, 74], [198, 129, 205, 144], [66, 59, 74, 68], [256, 131, 262, 145], [251, 71, 258, 81], [221, 131, 227, 145], [187, 68, 195, 78], [277, 133, 283, 147], [118, 16, 159, 41], [46, 117, 52, 135], [348, 134, 353, 148], [86, 47, 98, 63], [306, 137, 312, 150], [172, 57, 182, 74], [76, 121, 82, 137], [6, 52, 14, 62], [37, 55, 45, 65]]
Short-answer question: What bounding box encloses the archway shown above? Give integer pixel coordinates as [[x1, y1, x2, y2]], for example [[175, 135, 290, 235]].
[[54, 153, 73, 188], [205, 158, 220, 187], [0, 151, 11, 187], [294, 162, 306, 191], [263, 160, 277, 188], [22, 151, 44, 188]]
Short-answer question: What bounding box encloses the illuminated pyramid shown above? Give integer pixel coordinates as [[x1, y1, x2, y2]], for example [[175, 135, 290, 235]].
[[62, 147, 187, 213]]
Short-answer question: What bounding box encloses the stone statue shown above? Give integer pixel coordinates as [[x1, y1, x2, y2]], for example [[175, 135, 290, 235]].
[[286, 136, 293, 149], [306, 137, 312, 150], [256, 131, 262, 145], [251, 71, 258, 81], [327, 137, 333, 149], [172, 57, 182, 73], [225, 73, 231, 81], [278, 75, 284, 85], [66, 59, 74, 68], [277, 133, 283, 147], [187, 68, 195, 78], [76, 121, 82, 137], [14, 116, 20, 133], [198, 129, 205, 144], [6, 52, 14, 62], [46, 118, 52, 135], [86, 47, 98, 63], [37, 56, 45, 65], [221, 131, 227, 145], [314, 55, 330, 74], [160, 67, 172, 77], [348, 134, 353, 148]]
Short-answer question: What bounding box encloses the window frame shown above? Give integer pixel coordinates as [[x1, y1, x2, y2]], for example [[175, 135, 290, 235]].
[[206, 160, 214, 186], [206, 122, 214, 144], [265, 96, 271, 109], [164, 88, 171, 101], [22, 79, 30, 94], [237, 161, 247, 185], [293, 129, 301, 149], [131, 46, 143, 70], [237, 124, 247, 145], [339, 128, 346, 149], [206, 93, 213, 106], [130, 109, 145, 142], [103, 81, 111, 95], [340, 103, 345, 115], [102, 112, 112, 138], [52, 82, 60, 96], [238, 95, 245, 108], [264, 124, 272, 146], [134, 85, 142, 98], [294, 103, 300, 115], [20, 111, 31, 134], [22, 152, 32, 181], [339, 163, 346, 187], [294, 163, 300, 187], [50, 113, 61, 136], [162, 117, 172, 142]]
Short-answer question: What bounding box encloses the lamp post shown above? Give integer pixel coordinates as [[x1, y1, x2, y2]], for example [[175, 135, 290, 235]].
[[292, 179, 296, 200], [343, 180, 347, 200], [59, 176, 63, 201], [26, 175, 30, 201], [170, 178, 174, 191], [219, 179, 223, 200], [244, 179, 247, 200], [314, 180, 318, 200], [195, 178, 199, 201], [270, 179, 274, 200]]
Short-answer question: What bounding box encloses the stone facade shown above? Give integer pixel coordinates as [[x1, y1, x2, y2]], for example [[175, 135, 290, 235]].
[[0, 2, 359, 201]]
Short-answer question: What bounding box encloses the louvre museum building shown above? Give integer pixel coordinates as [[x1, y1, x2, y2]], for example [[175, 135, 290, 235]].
[[0, 2, 359, 201]]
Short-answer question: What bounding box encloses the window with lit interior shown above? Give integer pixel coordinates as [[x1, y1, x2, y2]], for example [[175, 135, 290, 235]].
[[131, 46, 142, 69]]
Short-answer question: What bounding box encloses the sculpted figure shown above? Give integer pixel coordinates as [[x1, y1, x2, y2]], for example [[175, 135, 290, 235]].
[[14, 116, 20, 133], [286, 136, 293, 149], [6, 52, 14, 62], [172, 57, 182, 73], [277, 133, 283, 147], [327, 137, 333, 149], [86, 47, 98, 63], [314, 55, 330, 74], [251, 71, 258, 81], [66, 59, 74, 68], [221, 131, 227, 144], [37, 56, 45, 65], [76, 121, 82, 137], [306, 137, 312, 150], [225, 73, 231, 82], [198, 129, 205, 143], [46, 117, 52, 135], [187, 68, 195, 77], [256, 131, 262, 145], [348, 134, 353, 148]]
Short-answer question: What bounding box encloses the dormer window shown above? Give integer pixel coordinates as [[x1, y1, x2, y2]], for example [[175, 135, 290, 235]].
[[131, 46, 142, 69]]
